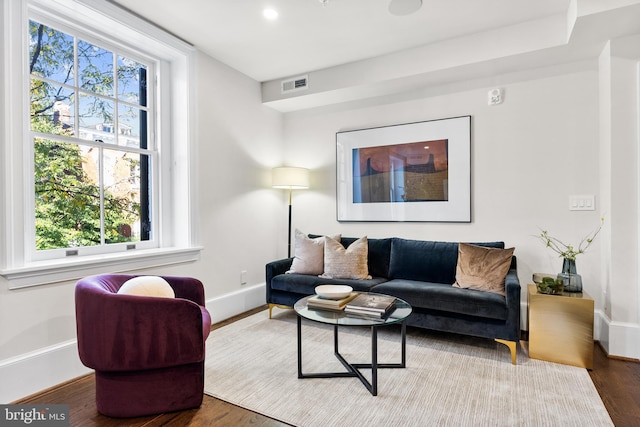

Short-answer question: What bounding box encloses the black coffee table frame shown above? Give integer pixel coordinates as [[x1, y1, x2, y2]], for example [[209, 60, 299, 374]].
[[295, 293, 411, 396]]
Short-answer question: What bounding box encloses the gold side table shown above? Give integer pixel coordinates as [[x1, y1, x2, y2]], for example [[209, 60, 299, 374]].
[[527, 284, 594, 369]]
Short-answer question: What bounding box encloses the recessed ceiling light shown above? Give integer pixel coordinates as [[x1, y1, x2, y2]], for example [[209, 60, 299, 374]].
[[263, 8, 278, 20], [388, 0, 422, 16]]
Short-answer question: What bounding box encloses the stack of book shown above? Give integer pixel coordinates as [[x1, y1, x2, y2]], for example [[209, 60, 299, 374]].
[[307, 292, 358, 312], [345, 294, 397, 318]]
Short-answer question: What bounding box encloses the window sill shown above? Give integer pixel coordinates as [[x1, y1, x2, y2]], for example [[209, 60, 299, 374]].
[[1, 246, 203, 289]]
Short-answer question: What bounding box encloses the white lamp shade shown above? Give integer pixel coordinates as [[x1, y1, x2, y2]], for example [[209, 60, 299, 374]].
[[272, 167, 310, 189]]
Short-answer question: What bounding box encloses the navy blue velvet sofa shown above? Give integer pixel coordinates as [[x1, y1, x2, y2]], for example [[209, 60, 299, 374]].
[[265, 236, 521, 364]]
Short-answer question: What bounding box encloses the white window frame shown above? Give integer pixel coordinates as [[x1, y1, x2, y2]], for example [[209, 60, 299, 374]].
[[1, 0, 201, 289], [27, 13, 159, 261]]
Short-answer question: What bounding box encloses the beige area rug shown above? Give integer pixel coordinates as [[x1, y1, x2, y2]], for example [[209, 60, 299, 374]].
[[204, 310, 613, 427]]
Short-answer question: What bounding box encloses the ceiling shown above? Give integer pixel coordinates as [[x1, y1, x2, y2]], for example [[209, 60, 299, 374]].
[[109, 0, 572, 82]]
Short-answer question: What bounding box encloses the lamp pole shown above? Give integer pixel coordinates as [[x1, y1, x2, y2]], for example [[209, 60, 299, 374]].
[[272, 167, 310, 260], [287, 187, 293, 258]]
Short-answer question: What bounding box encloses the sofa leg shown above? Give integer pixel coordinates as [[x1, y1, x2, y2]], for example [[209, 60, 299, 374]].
[[268, 303, 292, 319], [495, 339, 517, 365]]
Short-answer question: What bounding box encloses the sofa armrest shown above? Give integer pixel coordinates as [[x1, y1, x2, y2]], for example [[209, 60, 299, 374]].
[[266, 258, 293, 284], [503, 263, 521, 340], [265, 258, 293, 303], [504, 268, 520, 304]]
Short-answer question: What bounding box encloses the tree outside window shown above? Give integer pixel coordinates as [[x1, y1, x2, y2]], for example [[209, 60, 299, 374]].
[[29, 20, 151, 251]]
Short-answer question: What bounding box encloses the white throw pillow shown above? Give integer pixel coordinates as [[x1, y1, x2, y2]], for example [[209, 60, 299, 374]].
[[117, 276, 175, 298], [287, 229, 341, 275], [320, 236, 372, 280]]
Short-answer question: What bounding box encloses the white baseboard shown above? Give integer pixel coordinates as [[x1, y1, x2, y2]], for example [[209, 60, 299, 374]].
[[0, 340, 91, 404], [0, 283, 266, 404], [596, 313, 640, 359], [205, 282, 266, 324]]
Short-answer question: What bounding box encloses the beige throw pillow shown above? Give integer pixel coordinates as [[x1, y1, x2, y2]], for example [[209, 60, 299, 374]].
[[287, 230, 340, 275], [320, 236, 372, 280], [453, 243, 515, 295], [117, 276, 175, 298]]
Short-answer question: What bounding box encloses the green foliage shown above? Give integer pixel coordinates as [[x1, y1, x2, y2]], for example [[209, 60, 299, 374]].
[[535, 218, 604, 261], [536, 276, 565, 295], [30, 21, 142, 250]]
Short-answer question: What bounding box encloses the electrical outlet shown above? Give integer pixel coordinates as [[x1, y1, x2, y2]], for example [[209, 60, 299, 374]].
[[240, 270, 247, 285]]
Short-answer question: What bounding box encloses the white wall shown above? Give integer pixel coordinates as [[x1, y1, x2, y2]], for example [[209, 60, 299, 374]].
[[283, 59, 640, 360], [283, 69, 612, 332], [284, 69, 601, 299], [0, 51, 284, 403], [598, 38, 640, 357]]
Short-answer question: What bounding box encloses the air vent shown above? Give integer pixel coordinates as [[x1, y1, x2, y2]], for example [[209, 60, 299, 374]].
[[281, 75, 308, 93]]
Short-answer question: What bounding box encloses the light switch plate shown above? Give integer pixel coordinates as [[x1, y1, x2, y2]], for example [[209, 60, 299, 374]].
[[569, 195, 595, 211]]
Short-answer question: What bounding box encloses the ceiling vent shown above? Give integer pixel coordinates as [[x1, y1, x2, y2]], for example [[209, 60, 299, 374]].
[[281, 75, 308, 93]]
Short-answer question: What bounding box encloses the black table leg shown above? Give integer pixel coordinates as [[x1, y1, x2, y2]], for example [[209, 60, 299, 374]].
[[371, 326, 378, 395], [297, 314, 302, 378], [401, 320, 406, 367], [297, 316, 407, 396]]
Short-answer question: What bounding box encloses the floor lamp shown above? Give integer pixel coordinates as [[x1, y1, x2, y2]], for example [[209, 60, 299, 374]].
[[272, 167, 310, 258]]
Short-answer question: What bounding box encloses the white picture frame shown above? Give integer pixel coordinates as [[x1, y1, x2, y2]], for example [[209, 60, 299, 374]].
[[336, 116, 471, 222]]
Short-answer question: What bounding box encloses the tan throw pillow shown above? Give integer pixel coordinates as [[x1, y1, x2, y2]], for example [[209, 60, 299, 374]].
[[453, 243, 515, 295], [320, 236, 372, 280], [287, 230, 340, 275]]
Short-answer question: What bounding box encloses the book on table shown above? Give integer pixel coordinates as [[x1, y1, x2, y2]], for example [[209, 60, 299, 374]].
[[345, 293, 397, 318], [307, 292, 359, 312]]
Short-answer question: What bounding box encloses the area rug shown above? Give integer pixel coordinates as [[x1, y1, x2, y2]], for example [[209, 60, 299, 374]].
[[204, 309, 613, 427]]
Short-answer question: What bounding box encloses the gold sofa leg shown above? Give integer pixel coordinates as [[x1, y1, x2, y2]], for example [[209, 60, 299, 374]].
[[268, 303, 292, 319], [495, 339, 517, 365]]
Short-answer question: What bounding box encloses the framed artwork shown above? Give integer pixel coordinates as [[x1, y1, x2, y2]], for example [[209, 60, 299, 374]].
[[336, 116, 471, 222]]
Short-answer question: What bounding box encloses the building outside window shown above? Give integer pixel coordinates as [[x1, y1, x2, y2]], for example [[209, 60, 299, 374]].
[[29, 19, 153, 254], [1, 0, 199, 289]]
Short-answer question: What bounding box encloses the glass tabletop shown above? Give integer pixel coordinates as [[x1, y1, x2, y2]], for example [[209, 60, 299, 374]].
[[294, 292, 412, 327]]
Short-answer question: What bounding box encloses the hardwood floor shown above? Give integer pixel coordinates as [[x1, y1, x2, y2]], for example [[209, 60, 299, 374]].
[[589, 344, 640, 427], [14, 306, 640, 426]]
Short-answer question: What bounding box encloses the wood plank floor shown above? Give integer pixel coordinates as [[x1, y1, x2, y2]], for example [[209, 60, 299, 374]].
[[14, 306, 640, 427]]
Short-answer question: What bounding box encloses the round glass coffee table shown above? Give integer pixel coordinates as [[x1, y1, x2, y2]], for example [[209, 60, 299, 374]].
[[294, 292, 412, 396]]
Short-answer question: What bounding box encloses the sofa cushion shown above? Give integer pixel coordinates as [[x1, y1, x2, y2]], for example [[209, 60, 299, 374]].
[[388, 238, 505, 284], [453, 243, 515, 295], [117, 276, 175, 298], [371, 279, 508, 320], [312, 235, 392, 278], [341, 237, 392, 278], [271, 273, 387, 296], [287, 230, 340, 275], [320, 236, 372, 280]]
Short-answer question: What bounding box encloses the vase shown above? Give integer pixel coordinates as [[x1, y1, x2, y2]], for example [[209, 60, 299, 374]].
[[557, 258, 583, 292]]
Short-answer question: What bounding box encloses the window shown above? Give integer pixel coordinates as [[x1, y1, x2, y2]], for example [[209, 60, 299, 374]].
[[1, 0, 200, 288], [29, 19, 154, 258]]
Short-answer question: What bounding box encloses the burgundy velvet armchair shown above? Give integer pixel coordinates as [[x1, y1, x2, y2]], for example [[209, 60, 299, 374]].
[[75, 274, 212, 418]]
